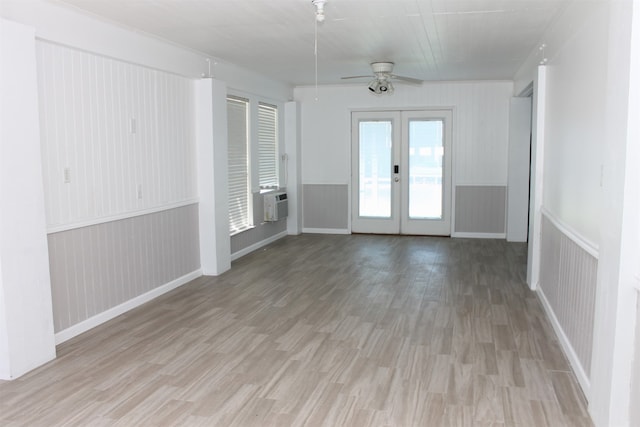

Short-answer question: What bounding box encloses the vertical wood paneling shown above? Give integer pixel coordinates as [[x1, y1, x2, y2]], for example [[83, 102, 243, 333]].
[[297, 82, 512, 229], [36, 41, 197, 229], [454, 185, 506, 234], [297, 81, 512, 186], [540, 214, 597, 378], [47, 205, 200, 333]]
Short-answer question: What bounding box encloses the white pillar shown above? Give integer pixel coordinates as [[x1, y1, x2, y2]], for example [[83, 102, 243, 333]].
[[590, 1, 639, 425], [195, 78, 231, 275], [284, 101, 302, 235], [0, 18, 56, 379]]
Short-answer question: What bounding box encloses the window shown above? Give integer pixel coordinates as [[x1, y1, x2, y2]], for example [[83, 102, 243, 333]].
[[227, 96, 251, 234], [258, 103, 279, 189]]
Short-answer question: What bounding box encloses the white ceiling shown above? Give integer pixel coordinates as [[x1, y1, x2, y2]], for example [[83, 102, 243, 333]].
[[51, 0, 569, 86]]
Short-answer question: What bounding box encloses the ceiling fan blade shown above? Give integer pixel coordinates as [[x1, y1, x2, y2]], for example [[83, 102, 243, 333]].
[[341, 75, 373, 80], [391, 75, 423, 85]]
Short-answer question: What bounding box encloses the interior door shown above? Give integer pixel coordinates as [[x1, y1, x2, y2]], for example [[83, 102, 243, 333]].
[[352, 110, 452, 235]]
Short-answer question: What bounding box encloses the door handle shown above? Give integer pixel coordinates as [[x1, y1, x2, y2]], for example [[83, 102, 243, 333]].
[[394, 165, 399, 173]]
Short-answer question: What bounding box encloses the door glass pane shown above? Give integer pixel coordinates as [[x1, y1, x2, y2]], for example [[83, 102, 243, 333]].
[[408, 119, 443, 219], [359, 121, 392, 217]]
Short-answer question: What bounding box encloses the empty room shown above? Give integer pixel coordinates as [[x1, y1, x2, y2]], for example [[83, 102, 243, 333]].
[[1, 0, 639, 426]]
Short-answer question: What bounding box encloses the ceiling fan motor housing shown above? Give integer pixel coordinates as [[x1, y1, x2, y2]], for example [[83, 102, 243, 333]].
[[371, 62, 394, 74]]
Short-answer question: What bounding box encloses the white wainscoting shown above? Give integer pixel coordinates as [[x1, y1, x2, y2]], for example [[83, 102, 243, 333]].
[[538, 209, 598, 399], [453, 185, 507, 238], [55, 269, 201, 345], [48, 205, 201, 338], [303, 184, 349, 231]]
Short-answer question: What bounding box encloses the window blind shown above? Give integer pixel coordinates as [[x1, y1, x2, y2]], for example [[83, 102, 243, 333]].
[[258, 103, 278, 189], [227, 96, 251, 234]]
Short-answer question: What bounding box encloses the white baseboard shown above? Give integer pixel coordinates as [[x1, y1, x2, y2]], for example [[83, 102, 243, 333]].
[[54, 269, 202, 345], [231, 231, 288, 261], [451, 232, 506, 239], [302, 228, 350, 235], [537, 286, 591, 400]]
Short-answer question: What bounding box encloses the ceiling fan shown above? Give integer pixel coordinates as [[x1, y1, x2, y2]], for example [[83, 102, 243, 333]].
[[341, 62, 423, 94]]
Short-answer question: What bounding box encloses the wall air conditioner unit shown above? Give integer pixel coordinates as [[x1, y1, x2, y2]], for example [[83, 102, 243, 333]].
[[264, 191, 288, 222]]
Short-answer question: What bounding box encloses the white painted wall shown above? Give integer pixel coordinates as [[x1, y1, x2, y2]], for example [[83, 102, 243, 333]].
[[629, 3, 640, 425], [36, 41, 198, 230], [0, 0, 291, 100], [541, 4, 608, 246], [514, 1, 610, 247], [513, 3, 597, 96], [0, 18, 56, 379], [515, 1, 640, 425], [590, 1, 639, 426], [294, 81, 513, 187]]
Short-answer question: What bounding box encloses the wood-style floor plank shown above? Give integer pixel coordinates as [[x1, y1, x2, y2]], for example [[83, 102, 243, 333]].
[[0, 234, 592, 426]]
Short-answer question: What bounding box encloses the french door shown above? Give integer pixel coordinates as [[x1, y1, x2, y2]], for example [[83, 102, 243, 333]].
[[351, 110, 452, 235]]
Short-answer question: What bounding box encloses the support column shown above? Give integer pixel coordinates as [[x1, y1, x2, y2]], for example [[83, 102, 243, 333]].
[[284, 101, 302, 235], [195, 78, 231, 275], [0, 18, 56, 379]]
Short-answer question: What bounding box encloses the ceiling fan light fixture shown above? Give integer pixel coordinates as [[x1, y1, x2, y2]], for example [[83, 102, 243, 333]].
[[343, 62, 419, 95], [368, 79, 394, 95]]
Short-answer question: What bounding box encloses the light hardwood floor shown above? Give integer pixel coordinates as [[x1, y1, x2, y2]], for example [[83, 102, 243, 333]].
[[0, 234, 592, 426]]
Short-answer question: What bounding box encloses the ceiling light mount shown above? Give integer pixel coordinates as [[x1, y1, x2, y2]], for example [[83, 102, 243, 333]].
[[371, 62, 394, 75], [312, 0, 327, 22], [539, 43, 548, 65]]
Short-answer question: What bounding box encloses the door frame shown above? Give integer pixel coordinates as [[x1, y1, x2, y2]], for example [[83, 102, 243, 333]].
[[506, 96, 533, 242], [349, 107, 455, 235]]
